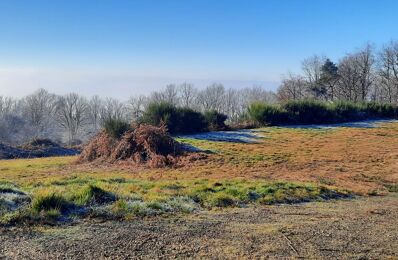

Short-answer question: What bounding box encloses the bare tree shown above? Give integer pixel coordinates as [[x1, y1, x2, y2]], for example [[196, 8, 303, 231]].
[[88, 95, 104, 132], [178, 82, 197, 107], [148, 84, 180, 105], [277, 73, 307, 101], [197, 83, 225, 112], [356, 44, 375, 101], [56, 93, 89, 144], [336, 45, 375, 102], [302, 55, 326, 84], [100, 98, 127, 123], [336, 54, 362, 101], [127, 95, 147, 122], [301, 55, 327, 99], [163, 84, 179, 105], [0, 96, 17, 116], [377, 41, 398, 103], [22, 89, 57, 138], [149, 91, 166, 104], [0, 96, 19, 143], [223, 88, 239, 122], [243, 86, 277, 104]]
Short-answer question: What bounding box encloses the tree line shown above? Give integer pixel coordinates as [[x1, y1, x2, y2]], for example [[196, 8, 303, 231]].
[[0, 86, 275, 145], [1, 40, 398, 145], [278, 41, 398, 104]]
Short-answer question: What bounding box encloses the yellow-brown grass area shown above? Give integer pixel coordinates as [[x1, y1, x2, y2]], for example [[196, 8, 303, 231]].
[[1, 122, 397, 196]]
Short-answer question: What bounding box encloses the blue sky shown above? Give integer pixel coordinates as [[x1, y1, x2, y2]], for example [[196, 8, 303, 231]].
[[0, 0, 397, 99]]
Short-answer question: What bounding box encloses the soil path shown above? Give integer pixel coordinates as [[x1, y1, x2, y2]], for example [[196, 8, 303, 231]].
[[1, 195, 397, 259]]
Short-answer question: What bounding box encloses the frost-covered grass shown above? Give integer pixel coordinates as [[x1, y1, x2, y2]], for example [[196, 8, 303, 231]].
[[0, 176, 349, 224]]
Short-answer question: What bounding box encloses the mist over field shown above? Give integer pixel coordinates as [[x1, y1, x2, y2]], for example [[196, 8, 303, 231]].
[[0, 68, 279, 99]]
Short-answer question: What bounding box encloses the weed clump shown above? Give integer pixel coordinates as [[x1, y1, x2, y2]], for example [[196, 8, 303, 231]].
[[31, 192, 72, 214], [210, 193, 236, 207], [72, 185, 116, 206], [384, 184, 398, 193]]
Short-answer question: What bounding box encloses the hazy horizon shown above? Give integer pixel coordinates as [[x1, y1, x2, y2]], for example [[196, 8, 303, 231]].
[[1, 0, 398, 98], [0, 67, 279, 100]]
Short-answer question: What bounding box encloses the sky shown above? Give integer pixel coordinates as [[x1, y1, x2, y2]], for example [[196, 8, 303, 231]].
[[0, 0, 398, 99]]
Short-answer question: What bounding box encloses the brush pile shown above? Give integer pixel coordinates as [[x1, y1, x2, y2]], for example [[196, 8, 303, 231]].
[[19, 138, 60, 149], [78, 124, 194, 167], [0, 138, 79, 159]]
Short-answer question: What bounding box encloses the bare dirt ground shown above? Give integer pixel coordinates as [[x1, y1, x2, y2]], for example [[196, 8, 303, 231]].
[[1, 194, 397, 259]]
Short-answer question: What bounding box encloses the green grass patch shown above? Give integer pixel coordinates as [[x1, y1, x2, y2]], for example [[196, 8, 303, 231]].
[[0, 198, 8, 211], [385, 184, 398, 193], [0, 168, 350, 225], [31, 192, 72, 214], [71, 185, 116, 206], [185, 180, 348, 208], [0, 183, 25, 195], [210, 193, 236, 207]]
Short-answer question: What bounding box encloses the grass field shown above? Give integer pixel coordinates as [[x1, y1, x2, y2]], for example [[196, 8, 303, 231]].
[[1, 122, 398, 224]]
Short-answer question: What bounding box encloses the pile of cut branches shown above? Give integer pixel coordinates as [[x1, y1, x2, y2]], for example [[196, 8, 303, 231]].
[[78, 124, 201, 167]]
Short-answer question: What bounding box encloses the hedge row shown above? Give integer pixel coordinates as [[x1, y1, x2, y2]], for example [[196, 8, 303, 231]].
[[248, 100, 398, 126], [140, 102, 228, 134]]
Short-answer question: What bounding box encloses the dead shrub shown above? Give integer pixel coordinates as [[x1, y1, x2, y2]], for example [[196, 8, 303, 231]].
[[20, 138, 59, 149], [77, 131, 117, 162], [78, 124, 198, 167]]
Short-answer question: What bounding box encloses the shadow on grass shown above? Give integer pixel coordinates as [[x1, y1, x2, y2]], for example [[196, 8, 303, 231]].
[[283, 119, 398, 129], [179, 129, 264, 143]]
